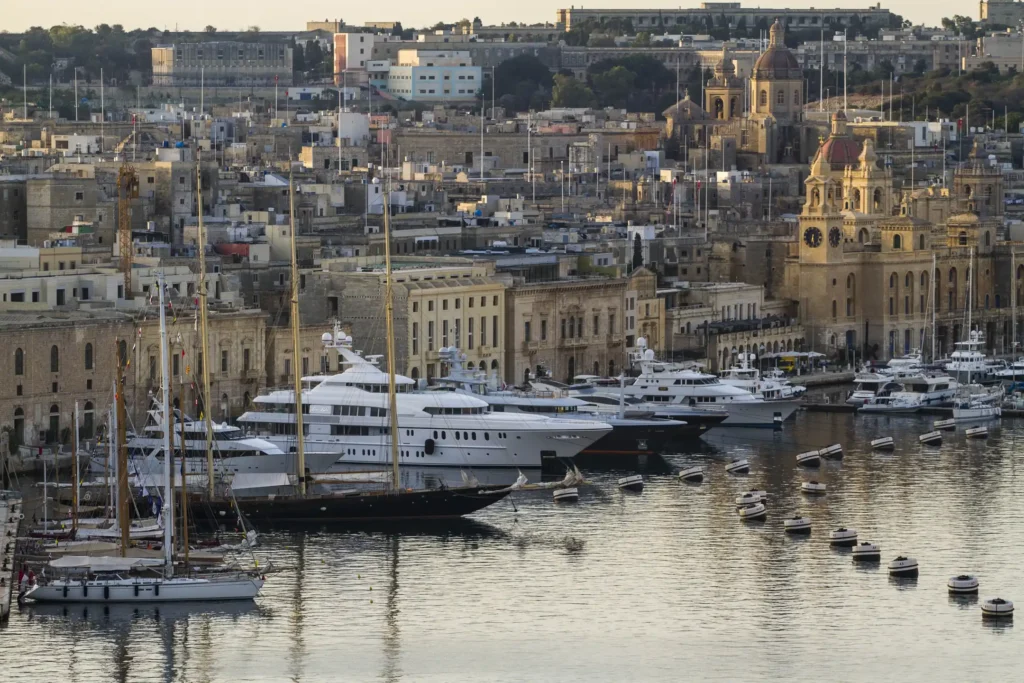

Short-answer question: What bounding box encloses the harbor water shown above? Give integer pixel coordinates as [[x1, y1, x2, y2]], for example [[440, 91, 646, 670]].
[[1, 409, 1021, 681]]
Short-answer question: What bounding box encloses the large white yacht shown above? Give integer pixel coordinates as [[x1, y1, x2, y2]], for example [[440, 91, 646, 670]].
[[719, 355, 806, 401], [237, 332, 611, 469], [608, 340, 799, 427], [946, 330, 997, 384], [88, 402, 337, 477]]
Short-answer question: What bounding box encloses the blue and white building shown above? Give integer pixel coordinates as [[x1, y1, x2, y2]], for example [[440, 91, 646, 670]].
[[386, 50, 481, 102]]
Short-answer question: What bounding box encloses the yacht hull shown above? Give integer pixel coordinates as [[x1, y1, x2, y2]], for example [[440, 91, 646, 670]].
[[655, 401, 798, 428], [25, 576, 263, 603], [194, 485, 512, 524], [91, 452, 345, 478]]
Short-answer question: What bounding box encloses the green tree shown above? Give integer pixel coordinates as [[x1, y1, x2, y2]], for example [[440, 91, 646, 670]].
[[592, 65, 636, 108], [493, 54, 554, 111], [204, 25, 217, 34], [552, 74, 595, 108], [292, 41, 306, 72], [633, 32, 651, 47]]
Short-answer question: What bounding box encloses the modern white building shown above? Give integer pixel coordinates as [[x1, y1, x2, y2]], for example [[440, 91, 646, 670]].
[[386, 50, 481, 102], [333, 32, 377, 80]]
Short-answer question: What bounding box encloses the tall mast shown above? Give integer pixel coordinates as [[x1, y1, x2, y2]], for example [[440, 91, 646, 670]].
[[178, 381, 190, 569], [196, 163, 215, 496], [1013, 250, 1018, 355], [157, 271, 174, 577], [115, 344, 129, 556], [72, 401, 79, 536], [931, 252, 937, 362], [382, 186, 401, 488], [288, 169, 307, 496]]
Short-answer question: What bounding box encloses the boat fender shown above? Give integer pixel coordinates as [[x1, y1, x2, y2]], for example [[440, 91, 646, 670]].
[[154, 583, 159, 597], [134, 584, 139, 597], [104, 586, 110, 600], [424, 438, 435, 455]]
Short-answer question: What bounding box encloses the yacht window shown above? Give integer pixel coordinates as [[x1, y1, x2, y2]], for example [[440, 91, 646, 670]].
[[442, 431, 447, 439], [484, 432, 489, 440]]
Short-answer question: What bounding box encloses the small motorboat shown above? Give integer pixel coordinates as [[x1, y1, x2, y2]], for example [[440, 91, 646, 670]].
[[870, 437, 895, 451], [678, 466, 705, 483], [801, 481, 827, 495], [818, 444, 843, 460], [553, 487, 579, 503], [919, 431, 943, 446], [725, 459, 750, 475], [965, 426, 988, 439], [737, 502, 767, 521], [981, 597, 1014, 618], [796, 450, 821, 467], [617, 475, 644, 492], [735, 491, 764, 507], [933, 418, 956, 431], [888, 556, 919, 577], [851, 542, 881, 561], [947, 575, 980, 594], [828, 527, 858, 547], [783, 516, 811, 534]]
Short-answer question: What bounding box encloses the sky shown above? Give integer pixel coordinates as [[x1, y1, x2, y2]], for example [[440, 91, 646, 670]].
[[3, 1, 962, 33]]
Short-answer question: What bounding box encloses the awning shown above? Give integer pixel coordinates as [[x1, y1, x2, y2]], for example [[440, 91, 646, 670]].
[[49, 555, 165, 571], [229, 473, 292, 491]]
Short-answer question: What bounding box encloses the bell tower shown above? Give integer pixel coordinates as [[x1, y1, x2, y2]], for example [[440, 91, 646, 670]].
[[705, 45, 745, 120], [800, 150, 845, 264]]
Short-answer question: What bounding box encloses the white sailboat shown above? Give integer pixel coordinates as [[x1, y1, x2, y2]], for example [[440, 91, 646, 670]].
[[25, 272, 264, 604]]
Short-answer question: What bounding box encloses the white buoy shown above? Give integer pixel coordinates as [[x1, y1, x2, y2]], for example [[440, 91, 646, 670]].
[[947, 575, 980, 594], [933, 418, 956, 431], [965, 426, 988, 439], [617, 474, 644, 492], [738, 502, 767, 521], [981, 597, 1014, 618], [829, 527, 858, 546], [783, 516, 812, 534], [678, 466, 705, 482], [870, 437, 895, 451], [818, 444, 843, 460], [796, 450, 821, 467], [888, 556, 919, 577], [919, 431, 943, 446], [735, 491, 764, 506], [851, 541, 881, 561], [801, 480, 827, 495], [553, 487, 579, 503], [725, 459, 750, 475]]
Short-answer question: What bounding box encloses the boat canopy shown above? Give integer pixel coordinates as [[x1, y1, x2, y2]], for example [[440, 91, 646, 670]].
[[49, 555, 165, 571]]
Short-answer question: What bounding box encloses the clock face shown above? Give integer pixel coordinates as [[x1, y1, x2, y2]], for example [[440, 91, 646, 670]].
[[803, 227, 823, 248], [829, 226, 842, 247]]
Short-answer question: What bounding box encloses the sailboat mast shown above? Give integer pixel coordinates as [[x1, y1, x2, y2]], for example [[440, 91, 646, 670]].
[[179, 381, 190, 569], [158, 271, 174, 577], [1013, 251, 1017, 354], [72, 400, 79, 535], [115, 344, 129, 557], [381, 188, 401, 487], [931, 252, 937, 362], [196, 163, 215, 497], [288, 170, 307, 496]]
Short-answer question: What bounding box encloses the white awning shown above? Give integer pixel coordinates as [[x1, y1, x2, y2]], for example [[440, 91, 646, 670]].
[[49, 555, 165, 571], [229, 473, 292, 491]]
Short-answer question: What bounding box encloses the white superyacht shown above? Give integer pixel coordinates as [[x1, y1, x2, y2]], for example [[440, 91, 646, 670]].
[[237, 331, 611, 469]]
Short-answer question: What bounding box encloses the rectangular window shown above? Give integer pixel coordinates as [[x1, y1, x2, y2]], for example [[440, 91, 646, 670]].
[[541, 319, 548, 341], [149, 355, 157, 381], [442, 320, 449, 347], [480, 316, 486, 346], [428, 321, 435, 350], [455, 298, 460, 309], [56, 289, 66, 306], [443, 299, 448, 310], [493, 316, 499, 348], [221, 350, 228, 373], [428, 300, 434, 312], [524, 321, 532, 343], [412, 322, 419, 354], [561, 319, 566, 339], [454, 319, 461, 348], [609, 314, 616, 334], [302, 357, 309, 375], [413, 301, 419, 313], [468, 318, 474, 350], [172, 354, 180, 376], [593, 315, 599, 336]]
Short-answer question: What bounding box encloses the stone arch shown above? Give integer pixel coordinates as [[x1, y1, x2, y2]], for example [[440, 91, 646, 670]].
[[889, 273, 897, 289], [858, 228, 869, 243], [714, 97, 724, 119]]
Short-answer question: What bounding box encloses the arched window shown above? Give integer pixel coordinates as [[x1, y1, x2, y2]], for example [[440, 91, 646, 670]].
[[83, 401, 95, 439], [892, 234, 902, 249], [831, 300, 837, 319], [410, 367, 420, 380], [14, 348, 24, 376], [905, 272, 913, 289], [13, 407, 24, 448], [84, 343, 93, 370], [949, 268, 957, 283], [873, 188, 882, 212], [48, 404, 60, 444], [858, 228, 868, 243], [889, 273, 896, 289], [608, 360, 616, 376], [919, 234, 925, 250], [593, 361, 600, 375], [812, 188, 820, 206], [964, 185, 973, 199], [776, 90, 785, 105], [491, 359, 499, 370], [985, 232, 991, 247], [920, 271, 928, 287], [50, 345, 59, 373], [793, 89, 800, 105], [846, 274, 855, 290], [759, 90, 767, 106], [959, 231, 968, 246]]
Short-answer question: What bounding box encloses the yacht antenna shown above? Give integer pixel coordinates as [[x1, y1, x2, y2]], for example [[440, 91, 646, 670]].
[[289, 168, 307, 496], [382, 185, 401, 488]]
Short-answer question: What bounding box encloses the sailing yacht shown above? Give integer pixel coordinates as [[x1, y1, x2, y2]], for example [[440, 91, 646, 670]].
[[25, 272, 264, 604], [238, 332, 611, 469]]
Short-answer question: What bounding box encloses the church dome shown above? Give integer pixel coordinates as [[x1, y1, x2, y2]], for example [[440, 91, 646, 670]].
[[753, 19, 801, 80], [816, 111, 861, 169]]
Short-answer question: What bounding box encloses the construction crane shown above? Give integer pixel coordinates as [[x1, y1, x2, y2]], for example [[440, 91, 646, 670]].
[[117, 164, 139, 299]]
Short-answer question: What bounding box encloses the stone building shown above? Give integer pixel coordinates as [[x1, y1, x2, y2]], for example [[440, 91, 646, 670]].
[[505, 277, 627, 384], [152, 42, 293, 87], [25, 175, 117, 247], [555, 5, 895, 32], [0, 178, 28, 242]]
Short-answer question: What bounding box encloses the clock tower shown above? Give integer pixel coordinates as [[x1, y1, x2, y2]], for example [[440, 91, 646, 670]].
[[799, 150, 845, 264]]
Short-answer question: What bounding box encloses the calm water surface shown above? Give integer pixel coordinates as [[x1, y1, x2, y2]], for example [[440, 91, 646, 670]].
[[2, 410, 1021, 682]]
